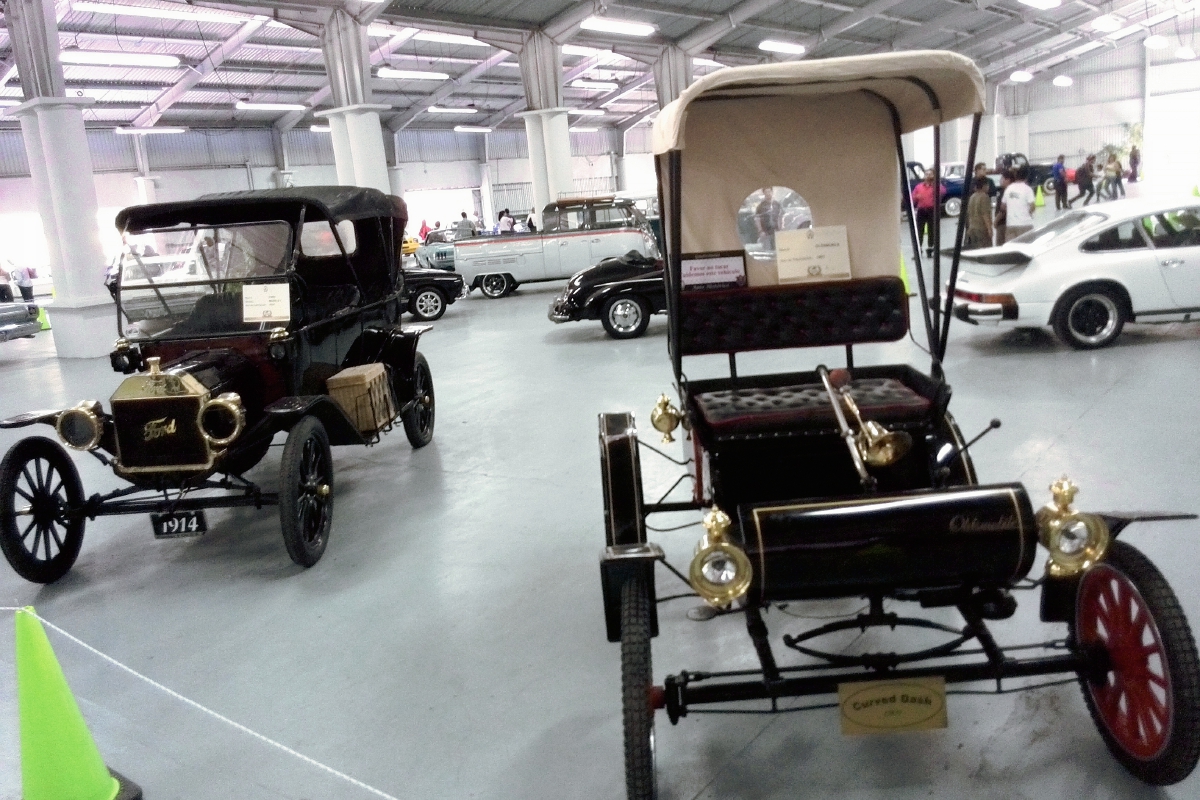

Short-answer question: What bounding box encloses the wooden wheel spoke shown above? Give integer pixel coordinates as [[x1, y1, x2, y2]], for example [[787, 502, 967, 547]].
[[22, 466, 39, 495], [21, 518, 36, 541], [14, 485, 33, 503], [46, 523, 63, 551], [33, 459, 45, 491]]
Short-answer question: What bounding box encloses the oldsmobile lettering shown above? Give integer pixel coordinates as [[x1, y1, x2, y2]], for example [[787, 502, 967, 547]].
[[143, 417, 177, 441], [949, 514, 1016, 533]]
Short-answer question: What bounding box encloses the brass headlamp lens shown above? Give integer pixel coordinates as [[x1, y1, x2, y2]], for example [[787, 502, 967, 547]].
[[1036, 476, 1110, 578], [199, 392, 245, 448], [56, 401, 104, 451], [689, 507, 753, 607]]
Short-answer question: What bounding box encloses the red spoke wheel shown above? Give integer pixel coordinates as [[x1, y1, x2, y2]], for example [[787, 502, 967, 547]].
[[1074, 541, 1200, 785]]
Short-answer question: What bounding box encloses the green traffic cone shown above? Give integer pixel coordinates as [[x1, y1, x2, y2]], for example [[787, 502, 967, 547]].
[[1035, 185, 1045, 207], [1193, 185, 1199, 198], [899, 253, 911, 294], [16, 607, 141, 800], [37, 306, 50, 331]]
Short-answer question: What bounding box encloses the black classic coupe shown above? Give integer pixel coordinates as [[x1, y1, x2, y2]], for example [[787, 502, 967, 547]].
[[548, 251, 665, 339]]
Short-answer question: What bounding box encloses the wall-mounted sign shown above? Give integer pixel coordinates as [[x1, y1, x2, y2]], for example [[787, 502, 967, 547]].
[[242, 283, 291, 323], [777, 225, 852, 283], [681, 251, 748, 290]]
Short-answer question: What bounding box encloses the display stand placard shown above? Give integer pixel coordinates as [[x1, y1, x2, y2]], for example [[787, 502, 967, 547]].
[[242, 283, 291, 323], [777, 226, 852, 283], [681, 251, 747, 290]]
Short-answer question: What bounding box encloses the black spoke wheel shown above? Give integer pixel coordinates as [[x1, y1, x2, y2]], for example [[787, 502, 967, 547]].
[[1054, 286, 1125, 349], [402, 353, 436, 449], [479, 273, 511, 299], [409, 288, 446, 321], [0, 437, 85, 583], [602, 296, 651, 340], [279, 416, 333, 567], [1073, 541, 1200, 785], [621, 575, 657, 800]]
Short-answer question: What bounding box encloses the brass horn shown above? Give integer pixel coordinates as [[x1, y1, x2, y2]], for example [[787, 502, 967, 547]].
[[688, 506, 753, 608], [816, 366, 912, 472], [1035, 476, 1110, 578]]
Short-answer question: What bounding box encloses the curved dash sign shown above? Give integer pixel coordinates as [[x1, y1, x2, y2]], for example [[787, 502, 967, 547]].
[[837, 677, 948, 735]]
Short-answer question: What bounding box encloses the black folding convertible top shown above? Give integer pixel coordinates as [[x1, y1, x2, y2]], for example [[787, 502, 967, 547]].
[[115, 186, 399, 233]]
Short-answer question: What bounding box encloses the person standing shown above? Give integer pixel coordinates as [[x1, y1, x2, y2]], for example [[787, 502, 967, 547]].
[[526, 208, 538, 233], [1128, 145, 1140, 183], [1105, 154, 1125, 200], [993, 172, 1012, 245], [965, 178, 994, 249], [0, 260, 13, 302], [911, 169, 939, 257], [974, 162, 998, 199], [11, 264, 36, 302], [754, 187, 783, 251], [1052, 155, 1069, 211], [454, 211, 476, 238], [1069, 155, 1097, 207], [498, 209, 514, 234], [418, 219, 430, 241], [1001, 170, 1036, 241]]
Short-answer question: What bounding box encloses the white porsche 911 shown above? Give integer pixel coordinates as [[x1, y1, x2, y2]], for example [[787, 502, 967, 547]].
[[952, 197, 1200, 349]]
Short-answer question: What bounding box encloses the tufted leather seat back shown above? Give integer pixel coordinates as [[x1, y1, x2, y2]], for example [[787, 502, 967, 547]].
[[677, 276, 908, 356]]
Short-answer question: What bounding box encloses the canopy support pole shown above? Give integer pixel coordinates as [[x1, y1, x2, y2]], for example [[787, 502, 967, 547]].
[[932, 123, 942, 354], [938, 113, 983, 361]]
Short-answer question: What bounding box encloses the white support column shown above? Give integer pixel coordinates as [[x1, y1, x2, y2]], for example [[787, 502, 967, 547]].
[[6, 0, 111, 358], [651, 46, 692, 109], [518, 108, 573, 209]]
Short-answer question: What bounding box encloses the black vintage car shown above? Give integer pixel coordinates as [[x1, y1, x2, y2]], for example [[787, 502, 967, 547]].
[[548, 251, 665, 339], [599, 54, 1200, 799], [0, 186, 437, 582], [402, 264, 463, 321]]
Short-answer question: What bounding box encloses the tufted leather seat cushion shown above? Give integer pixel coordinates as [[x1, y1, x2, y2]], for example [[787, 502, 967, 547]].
[[678, 277, 908, 356], [693, 378, 930, 435]]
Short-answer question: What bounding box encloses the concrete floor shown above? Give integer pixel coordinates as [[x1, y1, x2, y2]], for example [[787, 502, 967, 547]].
[[2, 204, 1200, 799]]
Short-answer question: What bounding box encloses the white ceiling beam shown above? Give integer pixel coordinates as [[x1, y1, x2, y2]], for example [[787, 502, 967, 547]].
[[803, 0, 912, 55], [677, 0, 788, 54], [130, 17, 268, 127], [387, 48, 510, 131]]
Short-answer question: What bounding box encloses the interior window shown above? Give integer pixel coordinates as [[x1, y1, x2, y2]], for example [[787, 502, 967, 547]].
[[545, 208, 584, 232], [591, 204, 634, 229], [1081, 221, 1147, 252], [1141, 208, 1200, 249], [300, 219, 357, 257], [737, 186, 813, 261]]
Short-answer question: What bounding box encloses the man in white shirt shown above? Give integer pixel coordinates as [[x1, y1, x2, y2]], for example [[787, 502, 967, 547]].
[[1001, 173, 1036, 241], [11, 265, 35, 302]]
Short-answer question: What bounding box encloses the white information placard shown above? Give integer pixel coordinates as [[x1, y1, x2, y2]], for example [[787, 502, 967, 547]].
[[681, 252, 747, 290], [776, 226, 852, 283], [242, 283, 291, 323]]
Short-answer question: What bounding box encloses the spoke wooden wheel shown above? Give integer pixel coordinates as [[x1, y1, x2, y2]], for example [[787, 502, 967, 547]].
[[0, 437, 85, 583], [279, 416, 333, 567]]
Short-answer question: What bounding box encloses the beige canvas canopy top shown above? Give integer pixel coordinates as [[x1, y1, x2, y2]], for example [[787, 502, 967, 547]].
[[650, 51, 985, 287]]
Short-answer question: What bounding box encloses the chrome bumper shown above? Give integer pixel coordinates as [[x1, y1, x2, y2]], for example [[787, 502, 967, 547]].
[[0, 320, 41, 341], [548, 298, 571, 323]]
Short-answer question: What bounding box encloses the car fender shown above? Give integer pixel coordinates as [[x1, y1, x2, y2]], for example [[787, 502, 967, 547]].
[[583, 276, 666, 317], [0, 409, 61, 430], [341, 324, 432, 407], [1048, 277, 1133, 322], [259, 396, 364, 447]]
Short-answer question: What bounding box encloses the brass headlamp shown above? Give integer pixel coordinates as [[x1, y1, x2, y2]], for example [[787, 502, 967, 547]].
[[199, 392, 245, 448], [689, 506, 753, 607], [1036, 476, 1110, 578], [56, 401, 104, 451], [650, 394, 683, 444]]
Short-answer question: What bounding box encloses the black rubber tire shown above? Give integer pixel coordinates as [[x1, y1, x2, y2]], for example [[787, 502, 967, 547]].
[[479, 273, 510, 299], [621, 575, 656, 800], [221, 437, 272, 476], [602, 296, 651, 340], [1044, 177, 1057, 195], [279, 416, 333, 568], [402, 353, 435, 449], [1073, 541, 1200, 785], [0, 437, 85, 583], [408, 287, 446, 321], [1053, 285, 1126, 349]]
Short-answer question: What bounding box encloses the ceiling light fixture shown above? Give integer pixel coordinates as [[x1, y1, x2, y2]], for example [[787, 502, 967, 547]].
[[569, 126, 599, 133], [1009, 70, 1034, 82], [1017, 0, 1062, 8], [1144, 34, 1170, 49], [693, 57, 726, 68], [378, 67, 450, 80], [59, 49, 181, 68], [1091, 14, 1124, 33], [562, 44, 613, 57], [414, 31, 489, 47], [72, 2, 252, 25], [1177, 45, 1198, 59], [310, 125, 331, 132], [571, 79, 619, 91], [235, 100, 307, 111], [759, 40, 807, 55], [0, 99, 22, 107], [567, 108, 605, 116], [454, 125, 493, 133], [114, 126, 187, 134], [580, 16, 656, 37], [1052, 75, 1074, 87], [427, 106, 478, 114]]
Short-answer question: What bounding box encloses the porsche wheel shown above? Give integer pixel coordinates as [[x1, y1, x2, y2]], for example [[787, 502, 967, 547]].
[[1054, 286, 1125, 349], [409, 287, 446, 321], [602, 297, 650, 340], [279, 416, 333, 568], [479, 273, 511, 299], [402, 353, 435, 449], [1074, 541, 1200, 785], [621, 575, 657, 800], [0, 437, 85, 583]]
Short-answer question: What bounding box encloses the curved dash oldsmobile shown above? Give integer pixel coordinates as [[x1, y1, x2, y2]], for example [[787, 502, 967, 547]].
[[0, 187, 436, 582], [595, 53, 1200, 798]]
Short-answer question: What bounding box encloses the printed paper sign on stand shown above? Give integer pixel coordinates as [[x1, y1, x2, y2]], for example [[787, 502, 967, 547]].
[[777, 226, 852, 283], [242, 283, 291, 323], [681, 251, 747, 290]]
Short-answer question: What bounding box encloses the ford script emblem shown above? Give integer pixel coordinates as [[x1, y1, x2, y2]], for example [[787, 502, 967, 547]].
[[143, 417, 177, 441]]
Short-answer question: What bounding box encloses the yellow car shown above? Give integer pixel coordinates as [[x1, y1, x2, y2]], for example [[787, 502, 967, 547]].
[[402, 235, 419, 256]]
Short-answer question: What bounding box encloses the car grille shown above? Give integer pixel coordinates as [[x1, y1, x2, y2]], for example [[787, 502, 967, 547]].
[[112, 396, 209, 470]]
